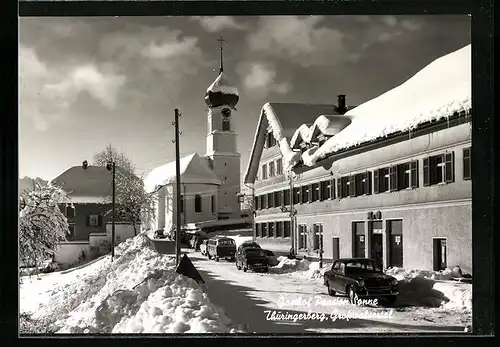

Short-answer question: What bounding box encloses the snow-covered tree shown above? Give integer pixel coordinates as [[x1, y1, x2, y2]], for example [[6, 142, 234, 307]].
[[93, 145, 156, 234], [110, 170, 156, 235], [93, 144, 134, 173], [19, 182, 72, 273]]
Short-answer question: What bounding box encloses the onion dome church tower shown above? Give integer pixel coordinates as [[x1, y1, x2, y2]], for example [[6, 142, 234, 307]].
[[205, 37, 241, 219]]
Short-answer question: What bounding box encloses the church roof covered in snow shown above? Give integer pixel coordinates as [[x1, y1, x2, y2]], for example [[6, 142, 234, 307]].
[[204, 72, 239, 109], [243, 102, 353, 184], [144, 153, 221, 193]]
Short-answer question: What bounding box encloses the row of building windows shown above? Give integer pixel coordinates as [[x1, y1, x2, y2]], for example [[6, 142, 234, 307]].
[[255, 221, 291, 238], [255, 221, 324, 250], [254, 148, 471, 210], [259, 158, 283, 180]]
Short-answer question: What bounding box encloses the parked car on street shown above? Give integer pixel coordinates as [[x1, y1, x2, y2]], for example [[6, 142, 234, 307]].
[[323, 258, 399, 305], [236, 247, 269, 273], [207, 237, 236, 261], [237, 241, 261, 253], [190, 234, 208, 251], [262, 249, 279, 266], [200, 239, 209, 256]]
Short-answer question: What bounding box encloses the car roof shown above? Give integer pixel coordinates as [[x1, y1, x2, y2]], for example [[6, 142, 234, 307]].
[[335, 258, 375, 263], [244, 247, 262, 252]]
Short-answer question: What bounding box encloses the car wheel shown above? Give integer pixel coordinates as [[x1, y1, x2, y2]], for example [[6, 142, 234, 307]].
[[208, 253, 212, 260], [263, 267, 269, 273], [348, 287, 359, 305], [243, 264, 247, 272], [326, 282, 335, 296], [236, 261, 241, 270], [215, 257, 219, 262]]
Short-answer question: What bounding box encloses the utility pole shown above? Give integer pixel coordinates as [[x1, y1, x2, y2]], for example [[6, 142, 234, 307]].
[[106, 161, 116, 261], [174, 108, 182, 266], [319, 225, 323, 268], [289, 172, 295, 257]]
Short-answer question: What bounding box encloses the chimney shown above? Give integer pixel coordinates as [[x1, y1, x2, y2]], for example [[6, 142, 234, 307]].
[[337, 94, 346, 113]]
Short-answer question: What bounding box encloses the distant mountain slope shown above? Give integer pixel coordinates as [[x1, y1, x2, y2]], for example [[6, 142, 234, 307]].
[[19, 177, 48, 194]]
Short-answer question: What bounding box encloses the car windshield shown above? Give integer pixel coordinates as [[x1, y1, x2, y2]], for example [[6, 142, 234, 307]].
[[245, 249, 264, 256], [345, 261, 382, 274], [218, 239, 235, 246]]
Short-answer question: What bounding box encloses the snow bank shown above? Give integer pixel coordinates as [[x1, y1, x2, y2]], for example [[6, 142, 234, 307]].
[[385, 267, 472, 310], [308, 44, 471, 166], [271, 256, 311, 274], [21, 233, 243, 334]]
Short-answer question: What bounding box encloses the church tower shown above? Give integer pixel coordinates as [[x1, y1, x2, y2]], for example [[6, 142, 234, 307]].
[[205, 37, 241, 219]]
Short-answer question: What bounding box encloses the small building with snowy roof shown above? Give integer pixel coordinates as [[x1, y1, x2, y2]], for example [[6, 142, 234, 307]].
[[50, 163, 141, 266], [144, 41, 247, 234], [244, 44, 472, 274]]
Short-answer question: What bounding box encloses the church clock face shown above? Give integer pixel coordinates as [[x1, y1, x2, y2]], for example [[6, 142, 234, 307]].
[[221, 108, 231, 118]]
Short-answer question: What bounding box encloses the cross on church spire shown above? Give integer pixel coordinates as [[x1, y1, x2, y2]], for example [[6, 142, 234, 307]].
[[217, 36, 226, 73]]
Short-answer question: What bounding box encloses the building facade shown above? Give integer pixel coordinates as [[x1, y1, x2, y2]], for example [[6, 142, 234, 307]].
[[244, 44, 472, 273], [252, 115, 471, 273]]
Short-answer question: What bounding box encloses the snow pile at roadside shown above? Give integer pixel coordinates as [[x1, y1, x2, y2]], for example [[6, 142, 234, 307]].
[[271, 256, 311, 273], [385, 267, 472, 310], [386, 266, 464, 281], [23, 233, 243, 333]]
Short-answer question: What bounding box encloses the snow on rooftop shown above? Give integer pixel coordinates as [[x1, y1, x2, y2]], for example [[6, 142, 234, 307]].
[[290, 124, 312, 148], [206, 72, 239, 96], [306, 44, 471, 167], [144, 153, 220, 193]]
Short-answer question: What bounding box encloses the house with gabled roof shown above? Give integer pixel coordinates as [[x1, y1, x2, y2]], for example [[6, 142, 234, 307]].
[[51, 164, 140, 266], [244, 44, 472, 273]]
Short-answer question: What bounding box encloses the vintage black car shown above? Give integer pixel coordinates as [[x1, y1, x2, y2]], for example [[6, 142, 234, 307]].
[[236, 247, 269, 272], [207, 237, 236, 261], [323, 258, 399, 305]]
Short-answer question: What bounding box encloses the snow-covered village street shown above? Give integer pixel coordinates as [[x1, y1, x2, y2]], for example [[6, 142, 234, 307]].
[[19, 233, 471, 334], [190, 252, 471, 333]]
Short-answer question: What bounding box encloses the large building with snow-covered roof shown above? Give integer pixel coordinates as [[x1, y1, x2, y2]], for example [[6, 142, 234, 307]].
[[144, 43, 244, 233], [244, 44, 472, 274]]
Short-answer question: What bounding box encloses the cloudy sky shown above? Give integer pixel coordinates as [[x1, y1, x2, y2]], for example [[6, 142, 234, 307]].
[[19, 15, 470, 181]]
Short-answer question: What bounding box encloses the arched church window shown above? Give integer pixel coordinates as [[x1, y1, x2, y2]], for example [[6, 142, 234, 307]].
[[222, 118, 230, 131], [195, 194, 202, 213]]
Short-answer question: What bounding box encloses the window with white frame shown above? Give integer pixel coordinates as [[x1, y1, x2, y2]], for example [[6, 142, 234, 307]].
[[261, 164, 268, 180], [89, 215, 99, 226], [424, 152, 455, 186], [276, 158, 283, 175], [269, 161, 275, 177], [298, 225, 308, 250], [313, 223, 323, 250]]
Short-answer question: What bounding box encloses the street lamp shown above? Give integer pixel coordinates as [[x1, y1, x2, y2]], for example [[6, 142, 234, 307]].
[[106, 161, 116, 261]]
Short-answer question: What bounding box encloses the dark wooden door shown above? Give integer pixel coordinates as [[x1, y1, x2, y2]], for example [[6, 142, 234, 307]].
[[353, 222, 365, 257], [371, 233, 383, 267], [433, 238, 447, 270], [388, 220, 403, 267], [332, 237, 340, 261]]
